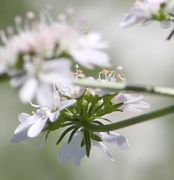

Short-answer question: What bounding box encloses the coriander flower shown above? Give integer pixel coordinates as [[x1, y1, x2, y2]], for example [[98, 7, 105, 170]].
[[57, 131, 129, 165], [120, 0, 172, 28], [10, 58, 73, 104], [11, 67, 150, 164], [0, 11, 110, 72], [11, 90, 76, 143]]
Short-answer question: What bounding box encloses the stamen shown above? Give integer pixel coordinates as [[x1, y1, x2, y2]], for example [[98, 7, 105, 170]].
[[98, 69, 109, 80], [74, 64, 86, 79]]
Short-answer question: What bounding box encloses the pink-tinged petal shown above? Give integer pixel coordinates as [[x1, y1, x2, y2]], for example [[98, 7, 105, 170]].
[[19, 78, 37, 103], [99, 132, 129, 150], [27, 118, 47, 138]]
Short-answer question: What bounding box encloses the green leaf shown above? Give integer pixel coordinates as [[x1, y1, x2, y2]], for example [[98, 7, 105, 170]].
[[84, 129, 91, 157], [45, 131, 50, 140], [0, 73, 9, 82], [92, 121, 104, 126], [81, 138, 85, 147], [56, 125, 77, 145], [91, 133, 102, 142], [68, 127, 79, 143]]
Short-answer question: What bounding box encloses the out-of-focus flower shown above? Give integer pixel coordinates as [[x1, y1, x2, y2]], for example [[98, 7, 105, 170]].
[[69, 32, 110, 69], [112, 93, 150, 112], [57, 131, 129, 165], [10, 58, 73, 104], [0, 10, 111, 104], [0, 11, 110, 71], [120, 0, 172, 28], [11, 89, 76, 143]]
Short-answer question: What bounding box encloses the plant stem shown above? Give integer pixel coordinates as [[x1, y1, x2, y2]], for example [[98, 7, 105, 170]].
[[75, 79, 174, 97], [0, 73, 9, 82], [83, 104, 174, 132]]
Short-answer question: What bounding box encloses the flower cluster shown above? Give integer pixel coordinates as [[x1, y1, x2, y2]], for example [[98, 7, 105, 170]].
[[0, 10, 110, 104], [120, 0, 174, 28], [12, 69, 150, 165]]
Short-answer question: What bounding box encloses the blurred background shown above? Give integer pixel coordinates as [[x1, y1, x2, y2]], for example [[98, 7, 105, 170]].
[[1, 0, 174, 179]]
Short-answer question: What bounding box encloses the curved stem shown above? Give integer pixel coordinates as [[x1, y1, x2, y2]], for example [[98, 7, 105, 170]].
[[84, 104, 174, 132], [75, 79, 174, 97]]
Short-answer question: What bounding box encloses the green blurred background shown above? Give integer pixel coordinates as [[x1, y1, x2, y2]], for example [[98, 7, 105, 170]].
[[1, 0, 174, 179]]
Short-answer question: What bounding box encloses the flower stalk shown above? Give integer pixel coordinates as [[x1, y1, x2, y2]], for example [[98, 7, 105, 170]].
[[84, 104, 174, 132], [75, 79, 174, 97]]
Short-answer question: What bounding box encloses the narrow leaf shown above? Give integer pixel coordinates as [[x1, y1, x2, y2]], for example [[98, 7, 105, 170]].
[[56, 125, 77, 145]]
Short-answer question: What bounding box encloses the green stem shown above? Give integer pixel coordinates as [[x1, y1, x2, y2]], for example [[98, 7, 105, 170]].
[[75, 79, 174, 97], [0, 73, 9, 82], [83, 104, 174, 132]]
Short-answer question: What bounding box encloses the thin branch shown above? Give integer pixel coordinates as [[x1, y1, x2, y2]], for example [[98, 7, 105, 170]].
[[75, 79, 174, 97], [84, 104, 174, 132]]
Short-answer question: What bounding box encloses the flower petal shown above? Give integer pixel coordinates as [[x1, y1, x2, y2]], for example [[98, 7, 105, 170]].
[[11, 129, 29, 144], [93, 141, 115, 161], [19, 78, 37, 103], [14, 116, 36, 134], [59, 99, 76, 111], [57, 132, 85, 165], [99, 132, 129, 150], [27, 118, 47, 138], [36, 83, 53, 106], [18, 113, 30, 123]]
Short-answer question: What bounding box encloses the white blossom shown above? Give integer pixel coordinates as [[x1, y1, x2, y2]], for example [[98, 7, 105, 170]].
[[57, 131, 129, 165], [112, 93, 150, 112], [11, 90, 76, 143], [120, 0, 169, 28], [0, 15, 110, 70], [69, 32, 110, 69], [10, 58, 73, 104]]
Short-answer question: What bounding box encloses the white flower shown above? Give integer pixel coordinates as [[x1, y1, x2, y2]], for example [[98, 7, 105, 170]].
[[10, 58, 73, 105], [69, 32, 110, 69], [1, 15, 110, 70], [57, 131, 129, 165], [112, 93, 150, 112], [120, 0, 169, 28], [11, 90, 76, 143]]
